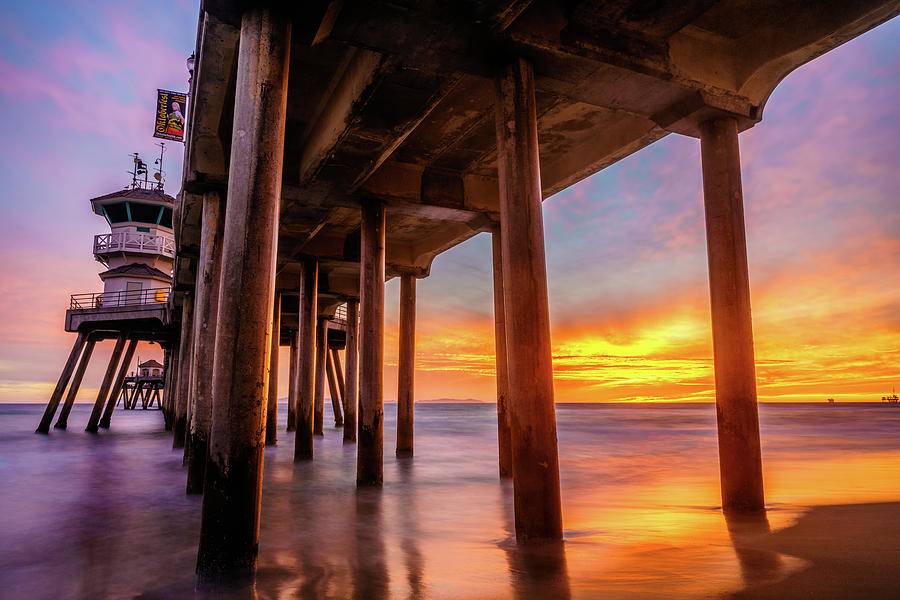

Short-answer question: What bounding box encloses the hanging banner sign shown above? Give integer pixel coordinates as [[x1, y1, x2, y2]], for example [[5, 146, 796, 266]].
[[153, 89, 187, 142]]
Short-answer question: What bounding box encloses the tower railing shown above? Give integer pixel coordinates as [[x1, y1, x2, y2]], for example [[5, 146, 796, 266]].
[[94, 232, 176, 258], [70, 288, 170, 310]]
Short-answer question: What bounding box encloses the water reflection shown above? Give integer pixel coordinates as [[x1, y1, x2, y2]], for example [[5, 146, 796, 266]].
[[354, 487, 390, 600], [724, 512, 784, 589], [499, 483, 572, 599], [397, 460, 425, 599]]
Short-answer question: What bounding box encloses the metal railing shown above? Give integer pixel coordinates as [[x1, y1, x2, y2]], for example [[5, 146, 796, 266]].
[[70, 288, 170, 310], [334, 303, 348, 323], [94, 232, 175, 258]]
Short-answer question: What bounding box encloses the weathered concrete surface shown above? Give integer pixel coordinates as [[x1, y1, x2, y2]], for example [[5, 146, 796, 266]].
[[343, 301, 359, 444], [287, 329, 298, 432], [196, 7, 290, 581], [495, 57, 563, 542], [358, 202, 385, 486], [700, 117, 764, 513], [172, 293, 195, 448], [314, 317, 327, 436], [396, 274, 415, 458], [294, 258, 317, 460], [186, 190, 224, 494], [491, 230, 512, 478], [266, 293, 281, 446]]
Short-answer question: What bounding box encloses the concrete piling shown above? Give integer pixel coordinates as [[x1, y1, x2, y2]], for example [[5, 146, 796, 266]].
[[491, 230, 512, 478], [295, 258, 318, 460], [287, 329, 298, 432], [344, 301, 359, 444], [55, 337, 97, 429], [314, 317, 327, 436], [86, 335, 127, 433], [196, 6, 290, 581], [36, 331, 87, 433], [37, 332, 87, 433], [99, 338, 138, 428], [173, 293, 195, 448], [396, 274, 416, 458], [494, 57, 563, 542], [266, 293, 280, 445], [326, 347, 344, 426], [186, 190, 224, 494], [358, 201, 385, 486], [699, 117, 765, 514]]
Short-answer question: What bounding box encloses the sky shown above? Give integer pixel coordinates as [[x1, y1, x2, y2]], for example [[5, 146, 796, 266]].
[[0, 2, 897, 404]]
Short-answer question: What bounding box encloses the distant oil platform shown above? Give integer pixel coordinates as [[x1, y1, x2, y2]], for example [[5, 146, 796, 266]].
[[36, 150, 178, 434]]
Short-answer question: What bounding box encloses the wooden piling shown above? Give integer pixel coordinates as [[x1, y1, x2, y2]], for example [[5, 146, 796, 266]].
[[86, 335, 127, 433], [494, 57, 563, 541], [344, 301, 359, 444], [358, 201, 385, 486], [196, 6, 290, 581], [331, 347, 346, 405], [295, 258, 317, 460], [396, 274, 416, 458], [36, 331, 87, 433], [699, 117, 765, 514]]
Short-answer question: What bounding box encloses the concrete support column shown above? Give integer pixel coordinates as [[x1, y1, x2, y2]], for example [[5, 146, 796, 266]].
[[314, 317, 327, 436], [331, 347, 346, 405], [699, 117, 765, 514], [86, 335, 127, 432], [358, 202, 385, 486], [494, 57, 563, 542], [55, 338, 97, 429], [294, 258, 317, 460], [266, 292, 281, 445], [173, 293, 195, 448], [100, 338, 138, 428], [186, 190, 224, 494], [287, 330, 298, 431], [396, 274, 416, 457], [36, 331, 87, 433], [196, 7, 290, 581], [326, 348, 344, 426], [163, 345, 178, 430], [344, 301, 359, 443], [491, 230, 512, 478]]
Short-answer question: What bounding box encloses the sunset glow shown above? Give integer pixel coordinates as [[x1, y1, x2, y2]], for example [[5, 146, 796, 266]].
[[0, 3, 897, 404]]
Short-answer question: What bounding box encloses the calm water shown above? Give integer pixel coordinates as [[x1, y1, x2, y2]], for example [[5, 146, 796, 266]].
[[1, 402, 898, 599]]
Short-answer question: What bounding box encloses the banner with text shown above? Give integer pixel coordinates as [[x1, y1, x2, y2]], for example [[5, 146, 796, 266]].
[[153, 89, 187, 142]]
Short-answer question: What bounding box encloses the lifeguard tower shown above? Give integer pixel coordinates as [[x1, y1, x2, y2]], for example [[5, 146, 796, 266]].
[[119, 358, 166, 410], [37, 153, 179, 434]]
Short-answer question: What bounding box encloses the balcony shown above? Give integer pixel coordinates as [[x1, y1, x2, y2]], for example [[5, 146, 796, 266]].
[[70, 288, 170, 310], [93, 232, 175, 260]]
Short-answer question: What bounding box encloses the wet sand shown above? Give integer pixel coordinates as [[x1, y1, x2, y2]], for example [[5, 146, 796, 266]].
[[1, 402, 898, 599], [729, 502, 900, 599]]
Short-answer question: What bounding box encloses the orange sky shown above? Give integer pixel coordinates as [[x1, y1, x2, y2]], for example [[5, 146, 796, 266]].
[[0, 8, 897, 404]]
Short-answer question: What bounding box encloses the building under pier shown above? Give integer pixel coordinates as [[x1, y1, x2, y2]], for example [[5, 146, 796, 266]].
[[121, 0, 900, 582]]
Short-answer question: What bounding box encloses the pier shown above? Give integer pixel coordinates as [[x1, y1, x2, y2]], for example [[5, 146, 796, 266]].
[[37, 0, 900, 584]]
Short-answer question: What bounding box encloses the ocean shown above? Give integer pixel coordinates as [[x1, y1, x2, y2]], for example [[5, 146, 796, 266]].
[[1, 402, 898, 599]]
